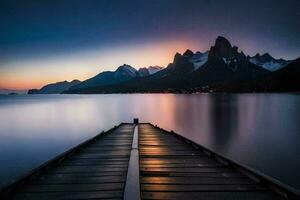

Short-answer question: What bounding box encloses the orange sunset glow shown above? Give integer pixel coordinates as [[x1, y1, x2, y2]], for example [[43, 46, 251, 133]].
[[1, 39, 201, 90]]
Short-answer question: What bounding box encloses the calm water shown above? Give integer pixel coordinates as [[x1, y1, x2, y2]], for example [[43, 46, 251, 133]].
[[0, 94, 299, 190]]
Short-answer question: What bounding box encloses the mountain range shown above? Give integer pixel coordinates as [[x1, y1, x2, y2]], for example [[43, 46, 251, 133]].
[[28, 36, 299, 94], [28, 80, 81, 94], [0, 89, 27, 95]]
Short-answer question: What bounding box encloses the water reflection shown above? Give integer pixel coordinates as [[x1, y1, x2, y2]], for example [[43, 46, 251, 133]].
[[0, 94, 299, 190], [209, 94, 238, 151]]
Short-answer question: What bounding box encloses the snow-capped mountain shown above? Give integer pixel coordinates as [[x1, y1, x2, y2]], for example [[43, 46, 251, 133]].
[[114, 64, 138, 78], [62, 36, 299, 94], [183, 50, 208, 70], [249, 53, 290, 71], [147, 66, 163, 74], [68, 64, 139, 91], [138, 66, 163, 76], [67, 64, 163, 92]]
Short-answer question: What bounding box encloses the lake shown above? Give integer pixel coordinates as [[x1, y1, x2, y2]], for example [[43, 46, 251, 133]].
[[0, 94, 299, 191]]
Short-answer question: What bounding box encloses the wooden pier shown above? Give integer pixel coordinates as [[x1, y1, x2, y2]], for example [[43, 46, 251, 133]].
[[1, 121, 299, 199]]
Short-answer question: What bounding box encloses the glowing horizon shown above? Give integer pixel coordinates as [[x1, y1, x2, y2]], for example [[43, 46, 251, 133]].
[[0, 38, 201, 90]]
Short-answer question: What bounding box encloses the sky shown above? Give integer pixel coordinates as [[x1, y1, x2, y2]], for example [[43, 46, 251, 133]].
[[0, 0, 299, 90]]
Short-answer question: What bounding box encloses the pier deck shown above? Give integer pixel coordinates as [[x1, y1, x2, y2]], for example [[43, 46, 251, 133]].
[[1, 122, 299, 199]]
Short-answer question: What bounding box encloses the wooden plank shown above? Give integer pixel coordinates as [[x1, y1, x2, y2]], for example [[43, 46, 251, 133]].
[[12, 191, 123, 200], [75, 154, 130, 159], [140, 158, 216, 164], [140, 163, 224, 168], [141, 172, 245, 178], [63, 162, 129, 167], [140, 152, 204, 156], [69, 157, 129, 162], [63, 160, 129, 166], [141, 177, 255, 185], [141, 191, 283, 200], [47, 166, 128, 173], [140, 167, 232, 173], [141, 183, 265, 192], [18, 183, 124, 192], [37, 171, 127, 179], [32, 176, 125, 184], [78, 151, 131, 155]]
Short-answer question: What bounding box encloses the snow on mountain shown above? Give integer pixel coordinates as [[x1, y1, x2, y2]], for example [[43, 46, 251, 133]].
[[189, 52, 209, 70], [147, 66, 163, 74], [115, 64, 162, 77], [138, 66, 163, 76], [222, 57, 238, 71], [114, 64, 138, 78], [182, 50, 209, 70], [249, 53, 290, 71], [261, 60, 283, 71]]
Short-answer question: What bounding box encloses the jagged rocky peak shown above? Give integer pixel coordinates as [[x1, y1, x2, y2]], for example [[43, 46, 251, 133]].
[[138, 67, 150, 76], [213, 36, 232, 57], [261, 53, 274, 62], [232, 46, 238, 54], [115, 64, 138, 77], [208, 36, 232, 60], [173, 52, 184, 63], [137, 66, 163, 76], [183, 49, 194, 57], [117, 64, 137, 73], [208, 36, 247, 64], [147, 66, 163, 74], [216, 36, 232, 49], [173, 52, 193, 66], [249, 53, 290, 71], [168, 52, 194, 74], [252, 53, 274, 62], [117, 64, 136, 71]]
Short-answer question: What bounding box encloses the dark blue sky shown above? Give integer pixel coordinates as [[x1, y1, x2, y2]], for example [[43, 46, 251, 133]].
[[0, 0, 299, 89]]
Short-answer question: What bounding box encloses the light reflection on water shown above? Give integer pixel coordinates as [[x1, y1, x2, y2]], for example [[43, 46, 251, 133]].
[[0, 94, 299, 190]]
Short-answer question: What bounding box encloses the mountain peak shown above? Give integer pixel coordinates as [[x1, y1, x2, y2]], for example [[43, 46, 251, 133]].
[[174, 52, 183, 63], [208, 36, 234, 60], [215, 36, 232, 50], [183, 49, 194, 57], [137, 66, 163, 76], [116, 64, 137, 77], [117, 64, 136, 71], [261, 53, 274, 61], [71, 79, 81, 84], [215, 36, 232, 54], [118, 64, 134, 69], [28, 79, 81, 94]]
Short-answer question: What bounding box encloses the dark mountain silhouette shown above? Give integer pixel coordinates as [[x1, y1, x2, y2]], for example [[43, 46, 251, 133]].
[[28, 80, 81, 94], [263, 58, 300, 91], [69, 64, 138, 91], [61, 36, 299, 94], [0, 89, 27, 95], [68, 64, 163, 92], [188, 36, 270, 91]]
